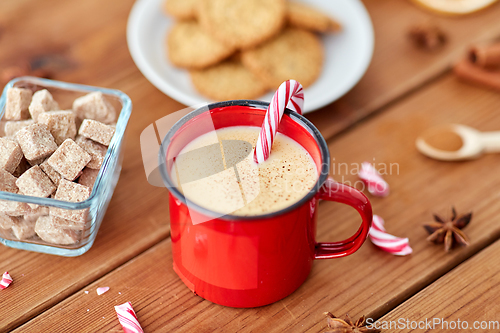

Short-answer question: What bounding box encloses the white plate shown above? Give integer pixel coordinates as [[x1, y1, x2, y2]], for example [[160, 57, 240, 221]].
[[127, 0, 374, 113]]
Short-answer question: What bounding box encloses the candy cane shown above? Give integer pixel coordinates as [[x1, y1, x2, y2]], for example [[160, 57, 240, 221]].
[[97, 286, 109, 295], [254, 80, 304, 163], [0, 272, 13, 290], [369, 215, 412, 256], [114, 302, 144, 333], [358, 162, 390, 197]]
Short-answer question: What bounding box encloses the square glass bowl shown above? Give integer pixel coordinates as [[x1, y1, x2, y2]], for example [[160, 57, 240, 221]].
[[0, 77, 132, 256]]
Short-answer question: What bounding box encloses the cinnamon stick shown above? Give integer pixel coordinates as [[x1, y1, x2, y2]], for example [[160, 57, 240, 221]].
[[453, 58, 500, 92], [469, 43, 500, 68]]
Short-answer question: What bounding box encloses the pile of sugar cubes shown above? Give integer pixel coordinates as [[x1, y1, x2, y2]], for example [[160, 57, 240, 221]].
[[0, 87, 116, 246]]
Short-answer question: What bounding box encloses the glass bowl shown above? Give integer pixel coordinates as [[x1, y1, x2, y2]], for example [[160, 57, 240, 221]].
[[0, 77, 132, 256]]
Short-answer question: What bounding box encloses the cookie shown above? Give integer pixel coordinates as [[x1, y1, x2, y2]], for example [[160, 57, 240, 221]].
[[198, 0, 286, 50], [167, 20, 236, 69], [286, 1, 342, 33], [241, 27, 323, 89], [162, 0, 199, 20], [190, 58, 268, 101]]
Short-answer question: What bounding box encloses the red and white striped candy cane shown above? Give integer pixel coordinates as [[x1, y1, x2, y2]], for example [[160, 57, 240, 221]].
[[369, 215, 412, 256], [254, 80, 304, 163], [358, 162, 390, 197], [114, 302, 144, 333], [97, 286, 109, 295], [0, 272, 12, 290]]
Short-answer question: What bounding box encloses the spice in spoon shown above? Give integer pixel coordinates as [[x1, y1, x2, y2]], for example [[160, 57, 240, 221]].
[[420, 126, 463, 152]]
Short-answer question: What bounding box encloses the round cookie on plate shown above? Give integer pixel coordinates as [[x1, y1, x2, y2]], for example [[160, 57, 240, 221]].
[[162, 0, 199, 20], [286, 1, 342, 33], [167, 20, 236, 69], [198, 0, 286, 50], [190, 58, 268, 100], [241, 27, 324, 89]]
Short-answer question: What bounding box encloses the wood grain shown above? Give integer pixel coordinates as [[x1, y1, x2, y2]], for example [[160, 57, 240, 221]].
[[3, 0, 500, 141], [0, 72, 177, 332], [0, 0, 188, 330], [307, 0, 500, 139], [15, 73, 500, 332], [376, 240, 500, 332], [2, 0, 500, 331]]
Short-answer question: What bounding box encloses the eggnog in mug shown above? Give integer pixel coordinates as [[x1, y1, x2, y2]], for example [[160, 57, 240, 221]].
[[170, 126, 318, 216]]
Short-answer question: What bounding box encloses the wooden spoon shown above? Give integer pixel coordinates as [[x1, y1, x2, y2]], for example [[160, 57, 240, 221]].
[[416, 124, 500, 161]]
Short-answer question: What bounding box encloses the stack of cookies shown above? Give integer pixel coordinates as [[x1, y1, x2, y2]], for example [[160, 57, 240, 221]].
[[0, 87, 116, 246], [164, 0, 341, 100]]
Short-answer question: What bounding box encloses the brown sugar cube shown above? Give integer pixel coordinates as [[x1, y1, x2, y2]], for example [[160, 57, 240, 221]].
[[0, 137, 23, 173], [50, 179, 91, 222], [0, 195, 31, 217], [49, 215, 85, 230], [13, 157, 29, 177], [0, 169, 30, 216], [47, 139, 91, 181], [0, 188, 31, 217], [0, 213, 19, 229], [78, 168, 99, 190], [0, 168, 18, 193], [3, 136, 18, 144], [16, 165, 56, 199], [4, 120, 35, 137], [72, 92, 116, 124], [75, 136, 107, 169], [34, 215, 80, 245], [39, 159, 62, 186], [15, 123, 58, 163], [37, 111, 77, 145], [28, 205, 49, 216], [12, 217, 36, 240], [24, 206, 49, 225], [5, 87, 32, 120], [27, 157, 47, 167], [0, 202, 31, 216], [0, 228, 11, 239], [29, 89, 59, 121], [78, 119, 115, 146]]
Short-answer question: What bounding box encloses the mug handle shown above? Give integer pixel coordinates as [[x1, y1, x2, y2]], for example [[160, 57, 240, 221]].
[[315, 178, 373, 259]]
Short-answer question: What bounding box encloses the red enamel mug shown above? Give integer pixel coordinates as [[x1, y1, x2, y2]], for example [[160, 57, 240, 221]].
[[159, 100, 373, 308]]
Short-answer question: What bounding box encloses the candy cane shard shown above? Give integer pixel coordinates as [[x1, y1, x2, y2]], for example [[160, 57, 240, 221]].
[[254, 80, 304, 163], [358, 162, 390, 197], [114, 302, 144, 333], [0, 272, 13, 290], [97, 286, 109, 295], [369, 215, 413, 256]]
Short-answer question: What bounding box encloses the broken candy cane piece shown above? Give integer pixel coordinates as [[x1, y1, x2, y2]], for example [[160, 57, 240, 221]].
[[358, 162, 390, 197], [97, 286, 109, 295], [0, 272, 13, 289], [115, 302, 144, 333], [369, 215, 413, 256]]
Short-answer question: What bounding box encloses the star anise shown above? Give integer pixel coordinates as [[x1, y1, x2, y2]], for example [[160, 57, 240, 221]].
[[423, 207, 472, 252], [324, 312, 381, 333], [408, 23, 447, 51]]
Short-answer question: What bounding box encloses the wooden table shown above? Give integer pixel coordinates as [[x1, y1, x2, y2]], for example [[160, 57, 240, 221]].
[[1, 0, 500, 332]]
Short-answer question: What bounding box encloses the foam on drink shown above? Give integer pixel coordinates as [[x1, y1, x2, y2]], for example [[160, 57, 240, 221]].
[[171, 126, 318, 216]]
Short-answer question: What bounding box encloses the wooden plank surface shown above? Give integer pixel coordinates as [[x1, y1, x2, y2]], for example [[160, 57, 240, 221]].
[[0, 0, 188, 328], [2, 0, 500, 331], [377, 240, 500, 332], [307, 0, 500, 139], [2, 0, 500, 140], [15, 73, 500, 332], [0, 72, 177, 332]]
